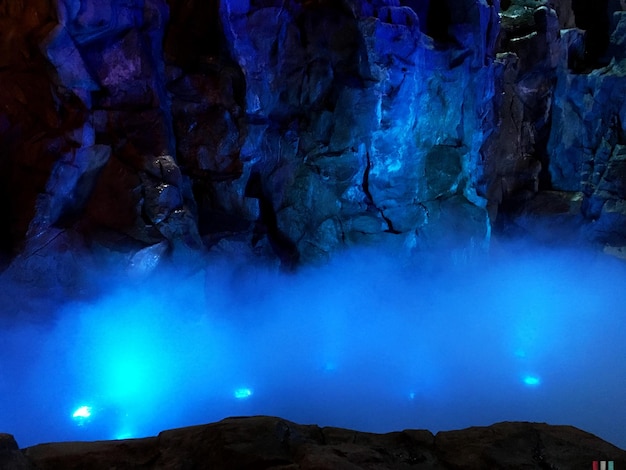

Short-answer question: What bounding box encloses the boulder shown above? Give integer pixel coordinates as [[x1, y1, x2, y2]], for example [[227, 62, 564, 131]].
[[1, 0, 626, 271], [546, 14, 626, 246]]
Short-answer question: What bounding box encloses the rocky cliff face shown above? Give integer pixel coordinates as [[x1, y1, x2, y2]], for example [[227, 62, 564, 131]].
[[1, 0, 625, 277], [2, 417, 625, 469]]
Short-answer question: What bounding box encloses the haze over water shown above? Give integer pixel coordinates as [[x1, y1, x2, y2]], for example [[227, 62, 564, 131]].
[[1, 241, 625, 449]]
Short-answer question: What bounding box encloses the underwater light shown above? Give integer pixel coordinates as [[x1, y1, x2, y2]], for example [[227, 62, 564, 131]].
[[234, 388, 253, 399], [523, 375, 541, 386], [72, 405, 92, 419], [72, 405, 93, 426]]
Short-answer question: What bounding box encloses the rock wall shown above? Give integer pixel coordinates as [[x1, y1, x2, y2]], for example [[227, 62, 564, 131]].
[[491, 1, 626, 246], [1, 0, 625, 277], [215, 0, 501, 265]]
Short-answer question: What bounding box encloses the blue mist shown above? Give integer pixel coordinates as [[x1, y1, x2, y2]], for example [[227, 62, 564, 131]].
[[1, 242, 625, 449]]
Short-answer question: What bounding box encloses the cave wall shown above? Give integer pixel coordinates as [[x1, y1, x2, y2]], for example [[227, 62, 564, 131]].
[[1, 0, 625, 278]]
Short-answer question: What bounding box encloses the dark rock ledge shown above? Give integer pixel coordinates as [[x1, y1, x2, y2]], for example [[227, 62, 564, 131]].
[[2, 416, 625, 469]]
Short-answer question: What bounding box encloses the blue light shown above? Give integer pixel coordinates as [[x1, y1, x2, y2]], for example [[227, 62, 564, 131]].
[[5, 243, 624, 450], [234, 388, 253, 399], [72, 405, 92, 419], [71, 405, 92, 426], [523, 375, 541, 387]]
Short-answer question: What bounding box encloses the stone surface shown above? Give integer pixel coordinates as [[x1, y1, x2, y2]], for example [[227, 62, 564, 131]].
[[0, 0, 626, 274], [0, 0, 497, 272], [6, 416, 624, 470], [546, 12, 626, 246], [0, 433, 32, 470]]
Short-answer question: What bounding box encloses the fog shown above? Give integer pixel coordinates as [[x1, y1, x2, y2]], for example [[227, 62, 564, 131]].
[[1, 241, 625, 449]]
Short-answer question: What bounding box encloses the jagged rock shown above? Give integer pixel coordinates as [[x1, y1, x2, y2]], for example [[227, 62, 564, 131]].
[[597, 144, 626, 199], [434, 421, 625, 469], [1, 0, 626, 271], [484, 1, 561, 226], [27, 145, 111, 239], [126, 240, 169, 277], [549, 64, 626, 194], [546, 13, 626, 245], [490, 1, 626, 247], [217, 0, 499, 262], [0, 434, 34, 470], [0, 1, 550, 265], [609, 11, 626, 60], [13, 417, 626, 469], [38, 0, 198, 250]]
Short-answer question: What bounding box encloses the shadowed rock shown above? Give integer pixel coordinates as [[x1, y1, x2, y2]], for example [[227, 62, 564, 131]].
[[6, 416, 625, 470]]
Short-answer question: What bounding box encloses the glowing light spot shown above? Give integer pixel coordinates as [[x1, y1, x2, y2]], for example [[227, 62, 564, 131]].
[[72, 405, 93, 426], [523, 375, 541, 386], [72, 405, 92, 419], [114, 432, 134, 440], [409, 392, 416, 400], [234, 388, 253, 399]]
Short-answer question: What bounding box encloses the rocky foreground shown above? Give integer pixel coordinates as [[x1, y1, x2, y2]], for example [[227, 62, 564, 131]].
[[2, 416, 625, 469]]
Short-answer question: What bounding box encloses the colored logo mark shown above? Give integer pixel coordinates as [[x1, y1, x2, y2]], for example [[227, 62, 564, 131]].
[[592, 461, 615, 470]]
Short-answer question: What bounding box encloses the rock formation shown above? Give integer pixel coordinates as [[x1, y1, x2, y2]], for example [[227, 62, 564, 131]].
[[1, 0, 625, 281], [2, 2, 625, 459], [0, 417, 624, 469]]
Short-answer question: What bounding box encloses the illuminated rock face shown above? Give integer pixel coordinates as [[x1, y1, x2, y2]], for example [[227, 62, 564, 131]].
[[493, 4, 626, 245], [216, 0, 499, 264], [0, 0, 625, 273], [546, 12, 626, 245]]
